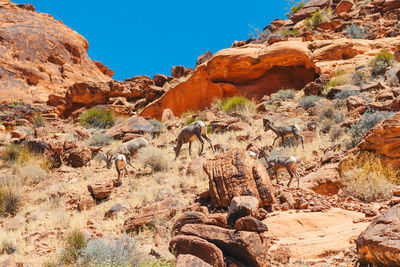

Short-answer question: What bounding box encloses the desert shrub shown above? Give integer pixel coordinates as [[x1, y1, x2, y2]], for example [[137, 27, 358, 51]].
[[32, 112, 44, 128], [298, 95, 322, 109], [139, 260, 175, 267], [79, 235, 142, 266], [348, 109, 395, 147], [87, 134, 113, 146], [0, 240, 16, 255], [324, 71, 353, 95], [14, 164, 47, 185], [352, 69, 369, 85], [148, 119, 164, 130], [279, 29, 301, 37], [320, 119, 335, 133], [345, 24, 369, 39], [340, 152, 398, 202], [220, 96, 256, 114], [2, 187, 20, 215], [60, 230, 87, 264], [185, 117, 195, 126], [304, 9, 331, 29], [265, 103, 278, 110], [273, 89, 296, 101], [0, 144, 26, 165], [330, 126, 345, 141], [333, 110, 345, 123], [0, 144, 52, 170], [368, 52, 395, 76], [79, 108, 115, 129], [138, 147, 169, 172], [248, 25, 271, 40], [334, 89, 360, 100]]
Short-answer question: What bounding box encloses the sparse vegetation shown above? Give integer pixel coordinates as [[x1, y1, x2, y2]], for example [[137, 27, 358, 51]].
[[220, 96, 256, 113], [298, 95, 322, 109], [13, 164, 48, 185], [79, 108, 115, 129], [345, 24, 369, 39], [138, 147, 169, 172], [347, 109, 395, 147], [87, 134, 113, 146], [279, 29, 301, 37], [352, 69, 369, 85], [330, 126, 345, 141], [368, 52, 395, 76], [273, 89, 296, 101], [0, 240, 17, 255], [1, 187, 21, 215], [304, 9, 332, 29], [340, 152, 398, 202], [79, 235, 144, 266], [334, 89, 360, 100], [323, 70, 353, 94], [286, 0, 309, 17], [148, 119, 165, 131], [32, 112, 44, 128], [60, 230, 87, 265]]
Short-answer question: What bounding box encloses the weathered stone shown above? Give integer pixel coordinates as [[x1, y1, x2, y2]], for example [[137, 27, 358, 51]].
[[227, 196, 260, 226], [78, 196, 96, 211], [357, 204, 400, 266], [301, 164, 342, 196], [104, 203, 123, 219], [176, 254, 212, 267], [169, 235, 224, 267], [87, 181, 113, 200], [180, 224, 269, 267], [203, 148, 276, 208], [172, 212, 228, 235], [235, 216, 268, 232]]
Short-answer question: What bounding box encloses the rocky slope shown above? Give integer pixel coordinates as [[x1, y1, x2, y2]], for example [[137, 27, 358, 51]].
[[0, 0, 113, 104]]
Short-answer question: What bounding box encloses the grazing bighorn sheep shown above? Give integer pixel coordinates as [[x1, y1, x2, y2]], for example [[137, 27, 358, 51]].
[[174, 121, 214, 160], [258, 146, 300, 187], [263, 118, 304, 148], [100, 151, 129, 186], [117, 137, 148, 165]]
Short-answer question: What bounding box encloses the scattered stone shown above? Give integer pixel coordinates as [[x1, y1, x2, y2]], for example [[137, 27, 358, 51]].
[[78, 196, 96, 211], [87, 181, 113, 200], [104, 203, 122, 219]]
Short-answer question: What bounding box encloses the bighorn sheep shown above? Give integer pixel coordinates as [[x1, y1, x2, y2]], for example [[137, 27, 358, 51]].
[[100, 151, 129, 186], [263, 118, 304, 148], [117, 137, 148, 164], [174, 121, 214, 160], [258, 146, 300, 187]]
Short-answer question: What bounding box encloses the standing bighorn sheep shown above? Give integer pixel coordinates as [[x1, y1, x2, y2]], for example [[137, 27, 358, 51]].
[[263, 118, 304, 148], [258, 145, 300, 187], [99, 151, 129, 186], [174, 121, 214, 160]]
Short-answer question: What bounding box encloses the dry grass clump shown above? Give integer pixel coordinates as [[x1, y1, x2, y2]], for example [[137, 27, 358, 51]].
[[220, 96, 256, 117], [138, 147, 170, 172], [59, 230, 87, 265], [0, 240, 17, 255], [0, 144, 52, 170], [340, 152, 398, 202]]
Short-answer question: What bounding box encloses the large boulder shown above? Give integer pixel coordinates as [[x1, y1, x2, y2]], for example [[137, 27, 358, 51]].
[[172, 212, 227, 235], [227, 196, 260, 226], [357, 112, 400, 165], [87, 181, 113, 200], [141, 42, 319, 119], [175, 254, 212, 267], [104, 116, 159, 139], [301, 164, 342, 196], [169, 235, 224, 267], [179, 224, 269, 267], [203, 148, 276, 208], [0, 1, 111, 103], [357, 204, 400, 266]]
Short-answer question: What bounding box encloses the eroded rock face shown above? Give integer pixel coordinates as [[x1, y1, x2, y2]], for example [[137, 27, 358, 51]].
[[291, 0, 332, 23], [141, 42, 319, 119], [176, 254, 212, 267], [0, 1, 110, 103], [357, 204, 400, 266], [301, 164, 342, 196], [358, 112, 400, 165], [203, 148, 276, 208]]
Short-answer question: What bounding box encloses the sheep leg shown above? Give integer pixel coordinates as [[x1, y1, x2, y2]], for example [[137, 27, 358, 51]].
[[272, 136, 280, 147], [188, 141, 192, 157], [174, 141, 182, 160], [203, 134, 214, 153], [195, 131, 205, 156]]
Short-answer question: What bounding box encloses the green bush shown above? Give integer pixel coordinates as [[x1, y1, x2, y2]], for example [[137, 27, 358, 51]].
[[318, 106, 345, 124], [304, 9, 331, 29], [185, 117, 195, 126], [298, 95, 322, 109], [345, 24, 369, 39], [32, 112, 44, 128], [348, 109, 395, 147], [273, 89, 296, 101], [368, 52, 395, 76], [148, 119, 165, 130], [220, 96, 256, 113], [79, 108, 115, 129], [279, 29, 301, 37], [60, 230, 87, 264], [87, 134, 113, 147], [286, 0, 309, 17]]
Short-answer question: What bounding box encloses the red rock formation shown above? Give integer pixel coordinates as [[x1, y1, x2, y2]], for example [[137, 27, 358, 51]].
[[141, 42, 319, 119], [0, 0, 111, 103]]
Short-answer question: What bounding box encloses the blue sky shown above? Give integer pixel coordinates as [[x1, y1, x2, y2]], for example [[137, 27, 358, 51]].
[[19, 1, 287, 81]]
